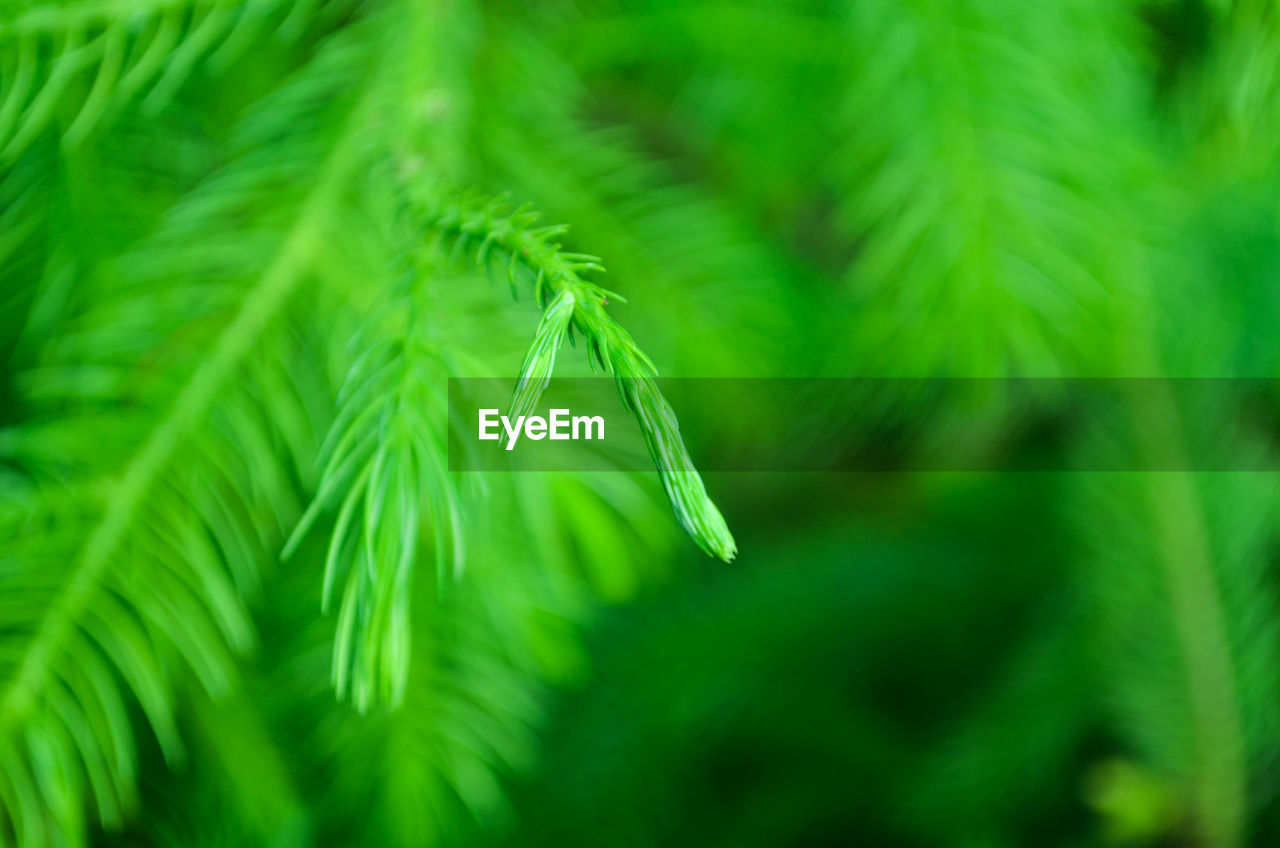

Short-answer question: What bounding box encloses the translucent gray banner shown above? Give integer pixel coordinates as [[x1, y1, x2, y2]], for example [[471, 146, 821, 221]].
[[447, 378, 1280, 472]]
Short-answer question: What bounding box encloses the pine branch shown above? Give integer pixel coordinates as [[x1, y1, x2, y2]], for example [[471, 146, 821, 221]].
[[2, 80, 362, 714], [315, 578, 545, 845], [1072, 325, 1280, 848], [421, 194, 737, 562], [0, 34, 376, 844], [0, 0, 313, 159], [282, 274, 463, 713], [1176, 0, 1280, 178], [833, 0, 1146, 374]]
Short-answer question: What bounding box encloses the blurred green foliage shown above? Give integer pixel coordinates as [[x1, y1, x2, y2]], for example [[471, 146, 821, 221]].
[[5, 1, 1280, 847]]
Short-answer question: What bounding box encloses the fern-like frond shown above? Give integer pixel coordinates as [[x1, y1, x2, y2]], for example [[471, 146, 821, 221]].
[[1173, 0, 1280, 179], [834, 0, 1148, 375], [0, 337, 322, 846], [0, 0, 321, 159], [0, 26, 377, 843], [1073, 455, 1280, 848]]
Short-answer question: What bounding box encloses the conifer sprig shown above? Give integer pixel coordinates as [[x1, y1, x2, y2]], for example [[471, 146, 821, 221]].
[[509, 288, 575, 423], [282, 290, 463, 713], [0, 0, 317, 160], [422, 195, 736, 561]]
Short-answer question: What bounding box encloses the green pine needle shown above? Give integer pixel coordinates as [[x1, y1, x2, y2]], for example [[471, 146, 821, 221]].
[[423, 193, 737, 562]]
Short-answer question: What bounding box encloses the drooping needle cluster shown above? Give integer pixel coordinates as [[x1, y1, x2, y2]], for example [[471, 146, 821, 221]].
[[422, 194, 737, 562]]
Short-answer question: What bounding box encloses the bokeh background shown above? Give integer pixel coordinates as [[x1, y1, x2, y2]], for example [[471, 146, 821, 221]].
[[5, 1, 1280, 847]]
